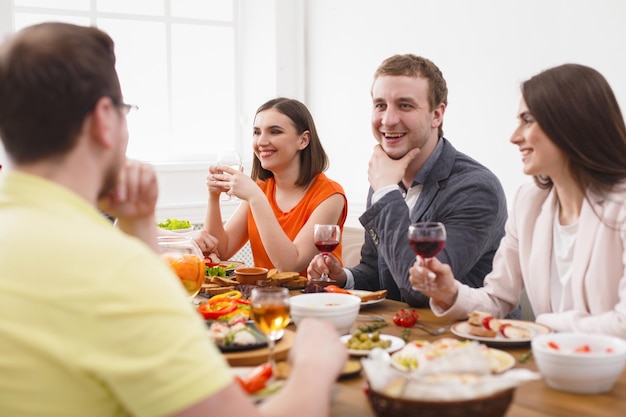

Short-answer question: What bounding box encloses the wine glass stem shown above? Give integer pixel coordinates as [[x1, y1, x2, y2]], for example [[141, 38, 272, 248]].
[[267, 335, 276, 370], [320, 253, 330, 280]]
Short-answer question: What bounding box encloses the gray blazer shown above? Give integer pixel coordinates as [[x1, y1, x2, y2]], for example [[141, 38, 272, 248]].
[[352, 138, 508, 307]]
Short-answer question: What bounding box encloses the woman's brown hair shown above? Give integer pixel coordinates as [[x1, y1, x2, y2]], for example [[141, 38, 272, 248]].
[[250, 97, 329, 187], [522, 64, 626, 195]]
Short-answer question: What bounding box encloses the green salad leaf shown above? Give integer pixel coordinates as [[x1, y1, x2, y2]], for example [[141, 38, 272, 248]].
[[158, 218, 192, 230]]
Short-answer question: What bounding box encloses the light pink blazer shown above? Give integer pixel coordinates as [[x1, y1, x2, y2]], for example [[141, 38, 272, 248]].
[[436, 182, 626, 338]]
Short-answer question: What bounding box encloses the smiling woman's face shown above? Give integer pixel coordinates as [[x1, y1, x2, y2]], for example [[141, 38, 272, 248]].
[[510, 98, 568, 180], [252, 108, 308, 172]]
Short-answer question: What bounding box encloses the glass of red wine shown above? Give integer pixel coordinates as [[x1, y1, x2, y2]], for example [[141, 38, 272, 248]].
[[313, 224, 341, 283], [408, 222, 446, 259]]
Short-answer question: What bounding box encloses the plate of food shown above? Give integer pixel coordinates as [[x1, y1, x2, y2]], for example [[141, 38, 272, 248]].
[[390, 338, 516, 374], [204, 257, 245, 277], [451, 310, 552, 347], [340, 331, 406, 356], [207, 319, 276, 352], [348, 289, 388, 306]]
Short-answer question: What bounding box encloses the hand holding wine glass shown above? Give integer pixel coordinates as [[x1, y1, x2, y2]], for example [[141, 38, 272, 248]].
[[216, 150, 242, 201], [408, 222, 446, 291], [250, 287, 290, 370], [313, 224, 341, 283]]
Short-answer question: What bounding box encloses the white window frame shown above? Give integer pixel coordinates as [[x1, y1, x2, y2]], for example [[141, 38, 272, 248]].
[[0, 0, 306, 224]]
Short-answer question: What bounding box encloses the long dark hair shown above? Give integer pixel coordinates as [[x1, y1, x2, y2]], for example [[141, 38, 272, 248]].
[[521, 64, 626, 195], [250, 97, 329, 187]]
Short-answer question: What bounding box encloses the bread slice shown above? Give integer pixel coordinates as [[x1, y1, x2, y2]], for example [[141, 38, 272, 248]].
[[207, 275, 239, 287], [283, 276, 308, 289], [269, 271, 300, 283], [468, 325, 497, 338], [358, 289, 388, 302], [502, 325, 532, 339], [200, 284, 236, 295], [468, 310, 492, 326]]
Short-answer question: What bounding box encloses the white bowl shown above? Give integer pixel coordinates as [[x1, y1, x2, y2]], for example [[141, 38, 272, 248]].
[[289, 293, 361, 335], [531, 332, 626, 394]]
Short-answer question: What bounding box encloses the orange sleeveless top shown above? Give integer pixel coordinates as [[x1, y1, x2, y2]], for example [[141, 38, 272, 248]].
[[247, 173, 347, 276]]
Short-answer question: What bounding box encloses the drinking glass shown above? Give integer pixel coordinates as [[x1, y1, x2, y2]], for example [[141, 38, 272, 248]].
[[313, 224, 341, 282], [216, 150, 242, 201], [408, 222, 447, 259], [157, 235, 205, 298], [250, 287, 290, 369]]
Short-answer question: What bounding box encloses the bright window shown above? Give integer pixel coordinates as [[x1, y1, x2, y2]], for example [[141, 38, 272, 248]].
[[11, 0, 237, 162]]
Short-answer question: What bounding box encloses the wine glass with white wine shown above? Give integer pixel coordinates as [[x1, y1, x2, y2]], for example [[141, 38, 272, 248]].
[[250, 287, 290, 370], [216, 150, 242, 201]]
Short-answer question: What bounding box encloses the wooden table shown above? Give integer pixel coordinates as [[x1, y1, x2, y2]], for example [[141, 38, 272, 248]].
[[327, 298, 626, 417]]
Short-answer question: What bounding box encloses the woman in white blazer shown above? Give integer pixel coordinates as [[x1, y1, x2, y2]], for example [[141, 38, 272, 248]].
[[409, 64, 626, 338]]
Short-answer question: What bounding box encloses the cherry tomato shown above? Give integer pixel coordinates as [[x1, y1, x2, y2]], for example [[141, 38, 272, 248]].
[[324, 285, 351, 294], [392, 309, 419, 327]]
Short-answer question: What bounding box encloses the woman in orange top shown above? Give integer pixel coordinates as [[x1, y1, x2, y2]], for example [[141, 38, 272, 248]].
[[202, 98, 347, 275]]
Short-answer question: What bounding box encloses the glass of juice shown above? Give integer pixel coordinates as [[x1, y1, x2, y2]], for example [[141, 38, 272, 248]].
[[158, 235, 205, 298], [250, 287, 290, 369]]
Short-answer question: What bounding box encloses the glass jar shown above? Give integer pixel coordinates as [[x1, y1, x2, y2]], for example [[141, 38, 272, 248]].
[[157, 235, 204, 298]]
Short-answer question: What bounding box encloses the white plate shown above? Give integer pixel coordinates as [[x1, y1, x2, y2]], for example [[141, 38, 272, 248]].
[[451, 319, 552, 347], [347, 290, 386, 306], [391, 346, 515, 374], [340, 334, 406, 356]]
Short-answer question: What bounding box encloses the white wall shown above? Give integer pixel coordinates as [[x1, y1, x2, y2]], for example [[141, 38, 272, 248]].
[[304, 0, 626, 226], [3, 0, 626, 229]]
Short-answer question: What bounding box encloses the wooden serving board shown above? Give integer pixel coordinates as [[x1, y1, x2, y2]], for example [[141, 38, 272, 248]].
[[221, 329, 295, 367]]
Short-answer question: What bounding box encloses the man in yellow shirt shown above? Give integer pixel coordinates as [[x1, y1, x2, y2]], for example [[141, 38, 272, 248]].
[[0, 22, 346, 417]]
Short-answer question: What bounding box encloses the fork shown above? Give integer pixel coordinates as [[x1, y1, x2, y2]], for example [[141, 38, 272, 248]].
[[413, 322, 451, 336]]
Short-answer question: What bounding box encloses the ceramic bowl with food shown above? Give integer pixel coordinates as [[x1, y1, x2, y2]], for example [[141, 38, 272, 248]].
[[531, 332, 626, 394], [289, 292, 361, 335], [234, 266, 268, 285]]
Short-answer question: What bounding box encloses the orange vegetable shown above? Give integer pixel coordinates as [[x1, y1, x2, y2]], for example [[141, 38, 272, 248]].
[[324, 285, 351, 294], [235, 363, 273, 394]]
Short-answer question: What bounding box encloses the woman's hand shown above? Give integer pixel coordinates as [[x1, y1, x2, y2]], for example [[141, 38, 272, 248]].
[[408, 255, 459, 309], [207, 164, 258, 200], [193, 229, 219, 256]]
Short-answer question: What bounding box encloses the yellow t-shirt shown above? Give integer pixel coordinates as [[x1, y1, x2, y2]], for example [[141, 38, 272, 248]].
[[0, 172, 232, 417]]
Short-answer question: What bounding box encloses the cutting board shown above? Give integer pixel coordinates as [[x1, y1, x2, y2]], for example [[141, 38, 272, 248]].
[[221, 329, 295, 367]]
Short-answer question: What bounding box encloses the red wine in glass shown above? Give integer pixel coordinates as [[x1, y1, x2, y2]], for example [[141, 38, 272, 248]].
[[313, 224, 341, 282], [315, 240, 340, 253], [408, 222, 446, 259], [409, 238, 445, 258]]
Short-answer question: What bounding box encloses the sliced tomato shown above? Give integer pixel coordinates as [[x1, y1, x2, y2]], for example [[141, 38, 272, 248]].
[[236, 362, 273, 394], [547, 341, 560, 350], [482, 316, 493, 330], [499, 323, 511, 337]]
